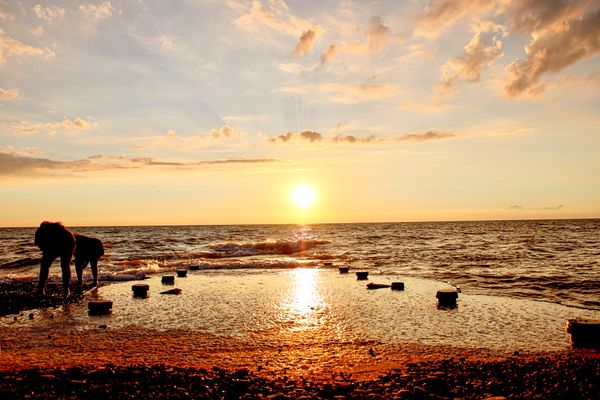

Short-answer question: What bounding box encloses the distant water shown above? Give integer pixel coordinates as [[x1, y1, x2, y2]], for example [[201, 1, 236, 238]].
[[1, 219, 599, 311]]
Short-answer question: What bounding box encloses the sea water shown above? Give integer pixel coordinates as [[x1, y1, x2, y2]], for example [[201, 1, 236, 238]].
[[1, 220, 599, 354], [1, 220, 599, 310]]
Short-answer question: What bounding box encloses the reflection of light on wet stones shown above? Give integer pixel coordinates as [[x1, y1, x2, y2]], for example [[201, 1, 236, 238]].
[[355, 271, 369, 280], [391, 282, 404, 291], [436, 289, 458, 307], [161, 275, 175, 285], [132, 284, 149, 298], [566, 319, 600, 348], [338, 266, 350, 274], [176, 269, 188, 277], [88, 300, 113, 315]]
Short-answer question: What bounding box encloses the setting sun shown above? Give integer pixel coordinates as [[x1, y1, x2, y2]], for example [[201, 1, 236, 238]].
[[291, 184, 317, 209]]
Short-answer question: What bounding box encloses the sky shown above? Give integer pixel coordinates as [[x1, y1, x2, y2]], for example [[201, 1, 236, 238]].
[[1, 0, 599, 227]]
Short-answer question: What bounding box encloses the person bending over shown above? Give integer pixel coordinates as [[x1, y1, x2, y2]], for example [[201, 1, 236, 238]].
[[74, 234, 104, 287], [34, 221, 75, 297]]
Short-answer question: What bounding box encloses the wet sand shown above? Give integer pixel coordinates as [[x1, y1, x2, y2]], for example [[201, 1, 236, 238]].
[[1, 274, 599, 399]]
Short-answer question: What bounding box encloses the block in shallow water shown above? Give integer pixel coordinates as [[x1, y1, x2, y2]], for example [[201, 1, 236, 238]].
[[189, 265, 200, 271], [566, 319, 600, 348], [176, 269, 188, 277], [131, 284, 149, 298], [436, 289, 458, 307], [338, 266, 350, 274], [391, 282, 404, 291], [355, 271, 369, 280], [88, 300, 113, 315], [161, 275, 175, 285]]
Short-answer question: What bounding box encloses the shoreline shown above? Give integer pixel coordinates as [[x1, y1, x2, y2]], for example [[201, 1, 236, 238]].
[[0, 277, 599, 398]]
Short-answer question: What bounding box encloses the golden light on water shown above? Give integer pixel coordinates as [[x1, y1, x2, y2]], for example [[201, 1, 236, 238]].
[[291, 184, 317, 209], [285, 268, 323, 331]]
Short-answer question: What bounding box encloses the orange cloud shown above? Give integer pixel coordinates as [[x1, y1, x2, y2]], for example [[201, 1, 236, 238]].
[[414, 0, 495, 38], [504, 8, 600, 97], [0, 150, 279, 176], [0, 87, 19, 101], [0, 29, 55, 65], [33, 4, 65, 22], [267, 130, 457, 144], [7, 118, 92, 135], [292, 30, 317, 58]]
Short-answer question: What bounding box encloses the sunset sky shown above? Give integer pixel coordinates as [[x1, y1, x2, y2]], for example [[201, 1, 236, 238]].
[[1, 0, 599, 227]]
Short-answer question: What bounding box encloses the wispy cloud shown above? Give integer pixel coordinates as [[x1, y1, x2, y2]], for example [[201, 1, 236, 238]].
[[0, 87, 20, 101], [33, 4, 65, 22], [267, 130, 457, 144], [0, 149, 279, 176], [292, 30, 317, 58], [0, 29, 55, 66], [320, 16, 396, 65], [7, 118, 92, 135], [79, 1, 120, 23], [127, 126, 247, 152], [508, 204, 564, 210], [234, 0, 316, 37], [414, 0, 496, 38]]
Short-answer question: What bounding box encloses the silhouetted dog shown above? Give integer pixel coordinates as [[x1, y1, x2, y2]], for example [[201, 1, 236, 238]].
[[74, 234, 104, 287], [34, 221, 75, 297]]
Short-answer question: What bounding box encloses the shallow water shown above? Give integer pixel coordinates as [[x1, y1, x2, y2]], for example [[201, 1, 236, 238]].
[[1, 219, 599, 311], [4, 270, 598, 354]]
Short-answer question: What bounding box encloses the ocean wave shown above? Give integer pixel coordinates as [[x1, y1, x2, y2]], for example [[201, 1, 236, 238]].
[[208, 238, 330, 257]]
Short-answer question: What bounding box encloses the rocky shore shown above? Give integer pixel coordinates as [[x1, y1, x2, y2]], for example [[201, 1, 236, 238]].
[[0, 355, 598, 399]]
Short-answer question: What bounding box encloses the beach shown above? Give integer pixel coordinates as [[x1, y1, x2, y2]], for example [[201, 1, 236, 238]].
[[1, 269, 599, 399]]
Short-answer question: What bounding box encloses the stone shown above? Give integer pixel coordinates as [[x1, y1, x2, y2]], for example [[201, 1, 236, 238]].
[[391, 282, 404, 291], [161, 275, 175, 285], [160, 288, 182, 295], [356, 271, 369, 280], [88, 300, 112, 315]]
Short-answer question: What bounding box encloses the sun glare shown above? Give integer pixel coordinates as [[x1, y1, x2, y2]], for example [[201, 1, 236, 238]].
[[291, 184, 317, 209]]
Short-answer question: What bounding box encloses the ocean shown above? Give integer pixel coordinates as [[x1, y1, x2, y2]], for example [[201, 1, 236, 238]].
[[1, 219, 599, 311]]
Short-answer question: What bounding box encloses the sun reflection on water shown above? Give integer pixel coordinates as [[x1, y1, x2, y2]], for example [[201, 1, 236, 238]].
[[284, 268, 324, 331]]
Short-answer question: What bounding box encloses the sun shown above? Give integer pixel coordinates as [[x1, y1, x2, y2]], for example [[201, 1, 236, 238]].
[[291, 184, 317, 209]]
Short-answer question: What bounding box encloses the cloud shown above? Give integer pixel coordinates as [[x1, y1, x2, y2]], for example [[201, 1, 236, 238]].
[[292, 30, 317, 58], [0, 88, 20, 101], [127, 126, 248, 152], [79, 1, 120, 22], [508, 204, 564, 210], [33, 4, 65, 22], [0, 149, 279, 176], [0, 29, 55, 66], [320, 16, 394, 64], [438, 21, 506, 94], [234, 0, 316, 37], [0, 12, 15, 21], [366, 16, 391, 53], [267, 130, 457, 144], [7, 118, 92, 135], [269, 130, 322, 143], [210, 125, 245, 139], [414, 0, 496, 38], [320, 44, 337, 64], [504, 8, 600, 97]]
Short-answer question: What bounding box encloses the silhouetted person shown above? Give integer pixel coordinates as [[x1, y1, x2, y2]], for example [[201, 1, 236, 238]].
[[74, 234, 104, 287], [34, 221, 75, 297]]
